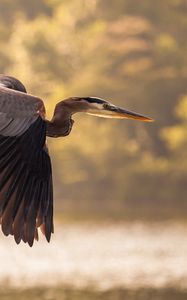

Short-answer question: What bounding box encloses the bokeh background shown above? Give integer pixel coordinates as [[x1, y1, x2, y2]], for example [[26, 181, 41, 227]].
[[0, 0, 187, 299]]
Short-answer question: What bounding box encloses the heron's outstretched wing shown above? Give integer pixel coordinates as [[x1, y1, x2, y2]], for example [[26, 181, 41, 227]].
[[0, 87, 53, 246]]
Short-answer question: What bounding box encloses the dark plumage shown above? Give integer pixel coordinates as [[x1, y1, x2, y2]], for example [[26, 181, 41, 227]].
[[0, 75, 153, 246]]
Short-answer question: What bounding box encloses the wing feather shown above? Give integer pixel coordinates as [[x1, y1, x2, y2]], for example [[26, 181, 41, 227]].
[[0, 88, 53, 246]]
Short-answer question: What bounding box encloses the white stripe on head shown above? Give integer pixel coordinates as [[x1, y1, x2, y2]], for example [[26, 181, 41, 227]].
[[92, 102, 104, 110]]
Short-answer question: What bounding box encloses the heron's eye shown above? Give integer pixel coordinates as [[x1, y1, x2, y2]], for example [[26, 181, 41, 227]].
[[103, 103, 111, 109], [103, 103, 116, 111]]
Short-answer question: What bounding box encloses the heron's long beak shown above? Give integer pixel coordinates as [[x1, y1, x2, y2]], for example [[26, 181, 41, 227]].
[[87, 104, 153, 122]]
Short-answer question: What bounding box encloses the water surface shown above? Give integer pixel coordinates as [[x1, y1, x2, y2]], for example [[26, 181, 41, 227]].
[[0, 221, 187, 290]]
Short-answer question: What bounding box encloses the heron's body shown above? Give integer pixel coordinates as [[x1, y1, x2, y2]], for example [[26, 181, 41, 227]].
[[0, 75, 153, 246]]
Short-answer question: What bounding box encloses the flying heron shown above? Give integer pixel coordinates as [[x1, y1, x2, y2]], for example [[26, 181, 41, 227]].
[[0, 75, 153, 246]]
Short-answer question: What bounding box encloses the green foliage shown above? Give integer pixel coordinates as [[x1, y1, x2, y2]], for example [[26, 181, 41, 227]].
[[0, 0, 187, 216]]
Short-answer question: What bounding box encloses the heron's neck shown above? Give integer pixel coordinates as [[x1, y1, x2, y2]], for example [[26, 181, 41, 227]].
[[46, 103, 73, 138]]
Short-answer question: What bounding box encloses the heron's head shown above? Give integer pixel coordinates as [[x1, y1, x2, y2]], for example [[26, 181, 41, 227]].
[[63, 97, 153, 122]]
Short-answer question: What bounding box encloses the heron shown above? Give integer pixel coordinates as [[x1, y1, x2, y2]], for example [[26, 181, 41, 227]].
[[0, 75, 153, 246]]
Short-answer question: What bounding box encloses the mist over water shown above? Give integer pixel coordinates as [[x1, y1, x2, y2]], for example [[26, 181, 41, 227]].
[[0, 221, 187, 291]]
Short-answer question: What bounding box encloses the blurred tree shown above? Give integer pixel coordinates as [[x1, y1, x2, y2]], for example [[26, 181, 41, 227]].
[[0, 0, 187, 217]]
